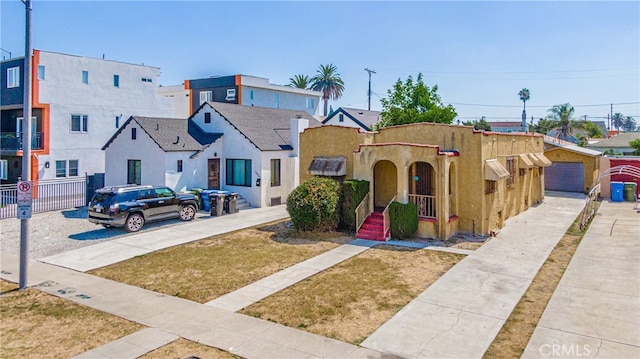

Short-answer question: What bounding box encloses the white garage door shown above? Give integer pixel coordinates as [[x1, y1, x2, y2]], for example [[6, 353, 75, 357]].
[[545, 162, 584, 193]]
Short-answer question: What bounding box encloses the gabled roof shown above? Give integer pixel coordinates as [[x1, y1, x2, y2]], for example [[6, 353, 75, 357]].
[[197, 102, 321, 151], [323, 107, 381, 131], [587, 132, 640, 148], [544, 138, 602, 157], [102, 116, 221, 152]]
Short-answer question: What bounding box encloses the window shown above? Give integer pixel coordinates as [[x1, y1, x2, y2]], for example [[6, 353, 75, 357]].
[[56, 161, 66, 177], [0, 159, 7, 180], [226, 159, 252, 187], [204, 112, 211, 123], [71, 115, 88, 133], [200, 91, 212, 104], [306, 98, 315, 109], [519, 168, 526, 177], [7, 67, 19, 88], [37, 65, 45, 80], [127, 160, 141, 185], [339, 114, 344, 122], [506, 157, 515, 188], [225, 88, 236, 101], [485, 180, 497, 194], [177, 160, 183, 172], [271, 159, 281, 187], [113, 74, 119, 87], [82, 70, 89, 84], [141, 77, 152, 83], [274, 93, 280, 108], [250, 90, 254, 100], [115, 116, 120, 128], [131, 127, 137, 140], [68, 160, 79, 176], [155, 187, 174, 198]]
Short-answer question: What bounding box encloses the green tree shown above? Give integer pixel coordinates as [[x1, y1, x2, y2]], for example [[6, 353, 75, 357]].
[[310, 64, 345, 116], [546, 103, 584, 141], [531, 118, 554, 135], [584, 121, 604, 138], [611, 113, 625, 131], [288, 74, 311, 89], [629, 138, 640, 155], [622, 116, 637, 131], [377, 73, 457, 128]]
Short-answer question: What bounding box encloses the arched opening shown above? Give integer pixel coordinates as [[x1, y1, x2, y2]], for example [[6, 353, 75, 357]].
[[408, 161, 436, 218], [373, 160, 397, 209]]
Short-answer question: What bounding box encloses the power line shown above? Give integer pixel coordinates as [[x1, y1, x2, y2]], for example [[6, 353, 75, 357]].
[[447, 101, 640, 109]]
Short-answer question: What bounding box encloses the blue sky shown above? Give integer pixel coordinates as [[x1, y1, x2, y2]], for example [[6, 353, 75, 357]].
[[2, 1, 639, 124]]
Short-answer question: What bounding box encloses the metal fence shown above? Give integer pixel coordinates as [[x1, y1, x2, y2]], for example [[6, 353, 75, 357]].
[[0, 177, 87, 219]]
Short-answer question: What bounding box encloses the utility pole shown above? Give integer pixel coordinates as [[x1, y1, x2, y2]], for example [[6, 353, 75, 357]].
[[365, 68, 376, 111], [19, 0, 33, 290]]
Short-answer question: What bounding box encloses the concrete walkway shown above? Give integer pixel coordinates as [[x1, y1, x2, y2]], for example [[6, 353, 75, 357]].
[[39, 205, 290, 272], [522, 200, 640, 359], [361, 193, 587, 358]]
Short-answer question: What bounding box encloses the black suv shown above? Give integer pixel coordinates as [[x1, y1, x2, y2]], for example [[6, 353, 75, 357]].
[[88, 185, 199, 232]]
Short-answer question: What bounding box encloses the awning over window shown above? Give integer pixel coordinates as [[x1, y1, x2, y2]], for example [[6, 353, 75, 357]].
[[519, 154, 534, 169], [485, 159, 510, 181], [528, 153, 553, 167], [308, 156, 347, 176]]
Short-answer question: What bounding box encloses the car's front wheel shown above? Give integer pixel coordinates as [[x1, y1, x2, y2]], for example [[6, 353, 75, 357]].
[[124, 213, 144, 232], [179, 205, 196, 221]]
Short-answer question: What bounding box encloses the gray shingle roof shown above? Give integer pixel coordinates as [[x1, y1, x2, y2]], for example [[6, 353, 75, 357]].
[[206, 102, 320, 151], [588, 132, 640, 148], [323, 107, 381, 130]]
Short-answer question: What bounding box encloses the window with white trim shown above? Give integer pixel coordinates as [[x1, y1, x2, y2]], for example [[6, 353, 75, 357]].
[[71, 114, 88, 133], [7, 67, 19, 88], [55, 160, 79, 177], [270, 159, 281, 187], [37, 65, 45, 80], [0, 160, 7, 180], [69, 160, 79, 176], [200, 91, 212, 104], [225, 88, 236, 101], [56, 160, 66, 177], [226, 159, 252, 187]]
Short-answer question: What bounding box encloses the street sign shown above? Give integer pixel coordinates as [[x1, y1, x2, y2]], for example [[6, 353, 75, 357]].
[[17, 205, 32, 219], [17, 180, 33, 205]]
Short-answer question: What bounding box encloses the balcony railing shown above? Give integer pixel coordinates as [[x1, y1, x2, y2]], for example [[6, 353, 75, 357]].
[[0, 132, 43, 151], [408, 194, 436, 218]]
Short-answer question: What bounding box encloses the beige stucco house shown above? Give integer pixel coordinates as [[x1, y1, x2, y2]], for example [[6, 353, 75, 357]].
[[299, 123, 552, 240]]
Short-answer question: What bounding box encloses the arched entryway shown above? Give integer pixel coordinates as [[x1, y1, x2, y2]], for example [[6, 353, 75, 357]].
[[373, 160, 397, 209], [408, 161, 436, 218]]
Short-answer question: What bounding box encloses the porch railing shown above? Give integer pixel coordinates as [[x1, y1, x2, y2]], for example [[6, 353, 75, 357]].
[[0, 132, 44, 151], [382, 195, 396, 239], [355, 193, 371, 232], [579, 183, 600, 231], [408, 194, 436, 218]]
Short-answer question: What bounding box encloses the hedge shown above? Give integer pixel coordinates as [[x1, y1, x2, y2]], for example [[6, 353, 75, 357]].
[[286, 177, 342, 231], [340, 179, 370, 231], [389, 202, 418, 239]]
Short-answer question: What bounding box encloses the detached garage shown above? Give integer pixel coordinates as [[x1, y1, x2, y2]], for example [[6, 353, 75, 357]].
[[543, 139, 602, 194]]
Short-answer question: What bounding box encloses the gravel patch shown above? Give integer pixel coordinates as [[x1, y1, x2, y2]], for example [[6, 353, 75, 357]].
[[0, 207, 210, 259]]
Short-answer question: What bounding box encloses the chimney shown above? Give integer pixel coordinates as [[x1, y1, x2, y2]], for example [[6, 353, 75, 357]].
[[290, 117, 309, 157]]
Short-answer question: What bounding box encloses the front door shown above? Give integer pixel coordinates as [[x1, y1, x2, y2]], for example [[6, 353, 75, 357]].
[[208, 159, 220, 189]]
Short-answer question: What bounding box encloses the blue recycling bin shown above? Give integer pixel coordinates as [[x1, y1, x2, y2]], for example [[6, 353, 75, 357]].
[[201, 190, 218, 212], [610, 182, 624, 202]]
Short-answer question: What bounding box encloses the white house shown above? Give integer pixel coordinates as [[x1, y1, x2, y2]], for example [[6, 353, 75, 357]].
[[103, 102, 320, 208], [1, 50, 174, 183], [322, 107, 381, 131]]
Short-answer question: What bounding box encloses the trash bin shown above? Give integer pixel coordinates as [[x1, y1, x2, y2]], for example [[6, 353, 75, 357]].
[[224, 192, 239, 214], [209, 193, 225, 216], [190, 188, 204, 210], [623, 182, 637, 202], [611, 182, 624, 202], [200, 190, 212, 212]]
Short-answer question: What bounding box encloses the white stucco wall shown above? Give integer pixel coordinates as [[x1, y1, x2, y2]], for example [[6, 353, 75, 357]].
[[323, 114, 363, 129], [36, 51, 174, 180], [157, 85, 190, 118]]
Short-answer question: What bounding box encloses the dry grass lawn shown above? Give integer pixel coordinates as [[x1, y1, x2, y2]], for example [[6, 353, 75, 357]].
[[240, 245, 464, 345], [140, 338, 237, 358], [89, 222, 347, 303], [0, 279, 143, 359]]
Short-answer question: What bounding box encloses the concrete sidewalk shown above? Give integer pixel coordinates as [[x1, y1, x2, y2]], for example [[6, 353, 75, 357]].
[[39, 205, 289, 272], [361, 193, 587, 358], [522, 200, 640, 359]]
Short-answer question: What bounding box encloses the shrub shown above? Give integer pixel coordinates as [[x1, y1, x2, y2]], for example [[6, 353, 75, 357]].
[[340, 180, 370, 231], [389, 202, 418, 239], [287, 177, 342, 232]]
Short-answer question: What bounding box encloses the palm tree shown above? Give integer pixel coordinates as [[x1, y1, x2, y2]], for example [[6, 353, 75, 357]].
[[622, 115, 637, 131], [611, 113, 625, 131], [311, 64, 345, 116], [518, 88, 530, 127], [288, 74, 311, 89], [546, 103, 584, 141]]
